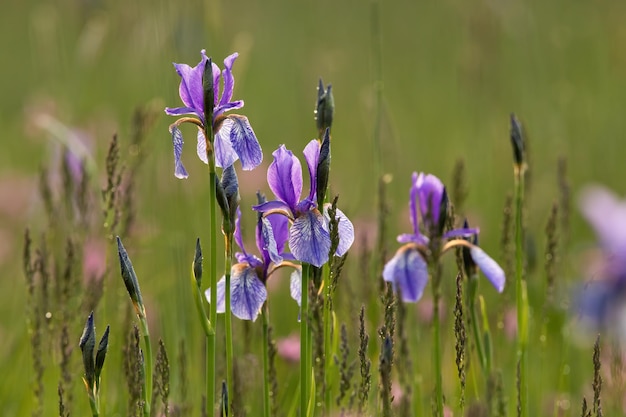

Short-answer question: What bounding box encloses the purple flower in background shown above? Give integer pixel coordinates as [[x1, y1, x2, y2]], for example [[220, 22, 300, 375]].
[[205, 199, 297, 321], [383, 172, 505, 302], [253, 140, 354, 267], [575, 186, 626, 333], [166, 50, 262, 178]]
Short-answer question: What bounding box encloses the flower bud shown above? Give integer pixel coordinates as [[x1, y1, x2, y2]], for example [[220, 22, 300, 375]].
[[203, 57, 214, 125], [193, 238, 203, 288], [316, 128, 331, 208], [117, 237, 145, 318], [315, 79, 334, 137]]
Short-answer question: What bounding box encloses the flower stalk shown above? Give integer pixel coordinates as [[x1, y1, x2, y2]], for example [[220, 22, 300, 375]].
[[511, 114, 529, 417], [262, 302, 271, 417], [430, 260, 444, 417], [223, 230, 234, 408], [301, 263, 311, 417]]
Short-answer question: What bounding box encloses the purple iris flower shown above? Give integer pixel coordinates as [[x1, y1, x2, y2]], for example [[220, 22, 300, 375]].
[[165, 50, 262, 178], [383, 172, 505, 302], [205, 206, 294, 321], [253, 140, 355, 268], [575, 186, 626, 332]]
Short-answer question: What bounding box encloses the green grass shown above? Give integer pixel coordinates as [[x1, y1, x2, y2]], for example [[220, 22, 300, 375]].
[[3, 0, 626, 415]]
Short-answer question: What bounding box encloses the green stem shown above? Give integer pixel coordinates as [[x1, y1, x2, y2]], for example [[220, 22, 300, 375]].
[[262, 302, 271, 417], [139, 317, 153, 417], [514, 169, 528, 417], [301, 263, 310, 417], [323, 264, 332, 415], [88, 393, 99, 417], [206, 124, 217, 417], [467, 275, 487, 375], [431, 262, 444, 417], [224, 232, 234, 409]]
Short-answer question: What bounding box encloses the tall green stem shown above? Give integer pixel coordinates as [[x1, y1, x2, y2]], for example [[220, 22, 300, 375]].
[[323, 264, 332, 415], [206, 125, 217, 417], [224, 232, 234, 408], [301, 263, 310, 417], [139, 317, 153, 417], [514, 169, 528, 417], [431, 262, 444, 417], [262, 302, 271, 417], [467, 275, 488, 376]]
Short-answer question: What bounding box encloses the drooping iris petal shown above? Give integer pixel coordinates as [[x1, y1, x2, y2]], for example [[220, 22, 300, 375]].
[[303, 139, 320, 201], [220, 53, 238, 106], [383, 246, 428, 302], [322, 204, 355, 257], [196, 129, 209, 164], [415, 172, 445, 227], [223, 115, 263, 170], [290, 267, 302, 306], [267, 145, 303, 211], [170, 125, 188, 179], [206, 276, 227, 313], [229, 264, 268, 321], [214, 125, 239, 169], [469, 246, 505, 292], [289, 209, 331, 267]]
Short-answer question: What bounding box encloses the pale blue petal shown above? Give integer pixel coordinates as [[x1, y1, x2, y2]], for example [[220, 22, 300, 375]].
[[323, 204, 355, 256], [290, 267, 302, 307], [170, 125, 188, 179], [224, 115, 263, 170], [214, 122, 239, 169], [470, 246, 505, 292], [204, 276, 227, 313], [289, 210, 330, 267], [382, 246, 428, 302], [196, 129, 209, 164], [230, 264, 267, 321]]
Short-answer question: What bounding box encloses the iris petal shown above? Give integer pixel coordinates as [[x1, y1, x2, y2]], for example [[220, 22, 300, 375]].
[[382, 246, 428, 302], [196, 129, 209, 164], [205, 276, 227, 313], [229, 264, 267, 321], [290, 210, 331, 267], [267, 145, 302, 211], [260, 217, 283, 265], [290, 267, 302, 307], [323, 204, 354, 257], [220, 52, 238, 106], [170, 125, 188, 179], [469, 246, 505, 292], [303, 139, 320, 201], [224, 115, 263, 170], [214, 123, 239, 169]]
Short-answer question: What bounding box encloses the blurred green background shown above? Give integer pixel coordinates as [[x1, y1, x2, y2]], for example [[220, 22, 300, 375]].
[[3, 0, 626, 415]]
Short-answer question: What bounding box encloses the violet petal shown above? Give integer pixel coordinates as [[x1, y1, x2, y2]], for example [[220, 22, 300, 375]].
[[303, 139, 320, 201], [323, 204, 355, 256], [220, 52, 238, 106], [469, 246, 505, 292], [196, 129, 209, 164], [267, 145, 302, 211], [382, 246, 428, 302]]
